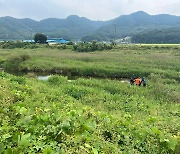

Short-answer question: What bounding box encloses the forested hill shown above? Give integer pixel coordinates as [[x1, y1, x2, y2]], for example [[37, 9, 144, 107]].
[[0, 15, 106, 40], [131, 28, 180, 44], [82, 11, 180, 41], [0, 11, 180, 42]]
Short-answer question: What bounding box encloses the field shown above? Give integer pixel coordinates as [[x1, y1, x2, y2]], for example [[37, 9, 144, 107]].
[[0, 45, 180, 153], [0, 45, 179, 80]]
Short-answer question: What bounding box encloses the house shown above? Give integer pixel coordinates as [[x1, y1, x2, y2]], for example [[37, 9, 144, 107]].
[[47, 38, 69, 44]]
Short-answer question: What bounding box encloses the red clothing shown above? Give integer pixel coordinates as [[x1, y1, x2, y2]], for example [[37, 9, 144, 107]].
[[135, 78, 141, 85]]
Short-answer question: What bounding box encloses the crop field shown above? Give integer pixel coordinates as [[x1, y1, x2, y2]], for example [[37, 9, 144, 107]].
[[0, 44, 179, 153]]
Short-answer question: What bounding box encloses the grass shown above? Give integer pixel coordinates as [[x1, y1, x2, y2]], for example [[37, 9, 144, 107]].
[[0, 45, 179, 80], [0, 44, 179, 153], [0, 72, 179, 153], [136, 44, 180, 46]]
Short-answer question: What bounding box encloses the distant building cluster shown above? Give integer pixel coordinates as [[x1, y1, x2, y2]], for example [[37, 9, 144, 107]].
[[115, 36, 131, 44], [23, 38, 69, 44]]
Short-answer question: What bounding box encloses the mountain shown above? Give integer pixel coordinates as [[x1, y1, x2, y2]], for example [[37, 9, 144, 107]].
[[0, 15, 106, 40], [35, 15, 106, 40], [82, 11, 180, 41], [131, 27, 180, 44], [0, 16, 37, 39], [0, 11, 180, 41]]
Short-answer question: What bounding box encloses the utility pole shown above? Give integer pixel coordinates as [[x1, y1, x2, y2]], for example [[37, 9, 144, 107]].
[[114, 24, 117, 42]]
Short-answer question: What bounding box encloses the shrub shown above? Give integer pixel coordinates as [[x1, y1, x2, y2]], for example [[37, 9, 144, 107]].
[[48, 75, 67, 85], [0, 41, 39, 49], [34, 33, 47, 44], [73, 42, 114, 52], [3, 54, 31, 71], [66, 41, 74, 45]]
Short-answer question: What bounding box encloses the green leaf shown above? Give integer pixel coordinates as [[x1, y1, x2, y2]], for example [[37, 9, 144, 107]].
[[0, 144, 5, 154], [62, 121, 71, 133], [42, 147, 53, 154], [92, 148, 98, 154], [151, 127, 162, 135], [4, 148, 12, 154], [19, 107, 28, 115], [2, 133, 11, 140], [85, 143, 91, 148], [18, 133, 31, 147], [82, 121, 96, 131], [167, 136, 178, 151]]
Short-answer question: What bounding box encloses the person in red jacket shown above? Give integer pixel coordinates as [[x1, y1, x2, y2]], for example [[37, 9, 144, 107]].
[[134, 77, 141, 86]]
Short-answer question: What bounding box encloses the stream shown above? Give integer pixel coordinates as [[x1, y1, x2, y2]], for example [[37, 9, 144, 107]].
[[0, 69, 130, 83]]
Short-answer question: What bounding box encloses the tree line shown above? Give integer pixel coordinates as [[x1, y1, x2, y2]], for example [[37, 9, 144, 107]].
[[131, 28, 180, 44]]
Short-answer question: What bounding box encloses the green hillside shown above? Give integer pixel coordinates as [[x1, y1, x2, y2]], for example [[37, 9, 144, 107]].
[[131, 27, 180, 44], [1, 11, 180, 42], [82, 11, 180, 41]]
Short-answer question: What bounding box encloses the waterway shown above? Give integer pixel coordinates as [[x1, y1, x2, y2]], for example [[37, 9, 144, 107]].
[[0, 69, 130, 83]]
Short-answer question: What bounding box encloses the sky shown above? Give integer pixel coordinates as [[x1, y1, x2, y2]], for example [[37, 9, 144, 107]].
[[0, 0, 180, 21]]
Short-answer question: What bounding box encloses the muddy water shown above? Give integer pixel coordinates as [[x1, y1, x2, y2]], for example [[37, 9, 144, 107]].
[[37, 74, 130, 83], [1, 69, 130, 83], [37, 74, 129, 83]]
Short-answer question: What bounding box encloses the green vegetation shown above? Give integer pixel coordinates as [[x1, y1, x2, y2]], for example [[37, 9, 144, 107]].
[[0, 72, 179, 153], [34, 33, 47, 44], [0, 41, 39, 49], [0, 41, 73, 50], [0, 44, 179, 153], [132, 28, 180, 44], [3, 54, 31, 71], [0, 44, 179, 80], [1, 11, 180, 43], [81, 11, 180, 42], [73, 41, 114, 52]]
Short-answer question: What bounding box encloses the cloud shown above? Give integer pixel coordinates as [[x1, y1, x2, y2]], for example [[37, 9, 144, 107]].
[[0, 0, 179, 20]]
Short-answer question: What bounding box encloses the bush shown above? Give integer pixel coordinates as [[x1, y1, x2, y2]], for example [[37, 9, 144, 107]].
[[0, 41, 39, 49], [66, 41, 74, 45], [34, 33, 47, 44], [73, 41, 114, 52], [48, 75, 67, 85], [3, 54, 31, 71]]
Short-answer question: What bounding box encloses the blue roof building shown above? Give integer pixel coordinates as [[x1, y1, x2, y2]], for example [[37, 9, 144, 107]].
[[47, 38, 69, 44]]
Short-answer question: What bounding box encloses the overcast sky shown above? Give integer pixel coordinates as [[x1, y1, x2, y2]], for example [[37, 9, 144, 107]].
[[0, 0, 180, 20]]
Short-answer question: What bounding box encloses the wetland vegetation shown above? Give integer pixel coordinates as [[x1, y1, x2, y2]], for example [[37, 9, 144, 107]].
[[0, 43, 179, 153]]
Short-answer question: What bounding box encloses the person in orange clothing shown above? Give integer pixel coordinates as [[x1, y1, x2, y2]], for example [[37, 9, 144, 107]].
[[134, 77, 141, 86]]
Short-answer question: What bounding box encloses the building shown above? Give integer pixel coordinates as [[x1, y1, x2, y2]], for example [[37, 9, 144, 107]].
[[47, 38, 69, 44]]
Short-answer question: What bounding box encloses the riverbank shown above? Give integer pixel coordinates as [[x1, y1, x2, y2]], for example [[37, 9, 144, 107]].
[[0, 45, 179, 81]]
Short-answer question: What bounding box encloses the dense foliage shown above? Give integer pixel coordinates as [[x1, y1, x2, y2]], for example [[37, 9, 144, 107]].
[[0, 44, 179, 153], [0, 41, 73, 50], [132, 28, 180, 44], [3, 54, 31, 71], [82, 11, 180, 42], [0, 44, 179, 80], [73, 41, 114, 52], [0, 41, 39, 49], [0, 72, 179, 153], [34, 33, 47, 44]]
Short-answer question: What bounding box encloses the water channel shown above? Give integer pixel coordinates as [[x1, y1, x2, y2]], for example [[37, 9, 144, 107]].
[[1, 69, 130, 83]]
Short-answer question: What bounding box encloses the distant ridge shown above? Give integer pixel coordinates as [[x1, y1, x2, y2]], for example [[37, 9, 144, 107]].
[[0, 11, 180, 42]]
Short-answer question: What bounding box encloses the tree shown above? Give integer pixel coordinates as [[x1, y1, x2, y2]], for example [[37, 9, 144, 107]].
[[34, 33, 47, 43]]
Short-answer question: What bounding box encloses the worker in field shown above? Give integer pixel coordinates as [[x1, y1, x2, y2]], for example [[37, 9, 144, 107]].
[[130, 78, 134, 85], [134, 77, 141, 86], [141, 78, 146, 87]]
